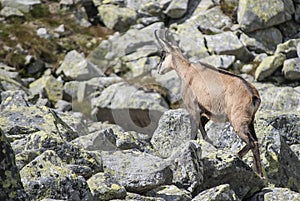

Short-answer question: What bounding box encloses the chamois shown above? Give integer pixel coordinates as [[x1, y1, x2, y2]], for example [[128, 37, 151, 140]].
[[154, 29, 263, 177]]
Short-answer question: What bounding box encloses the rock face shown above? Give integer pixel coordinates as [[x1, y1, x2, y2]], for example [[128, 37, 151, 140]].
[[0, 128, 27, 201], [1, 0, 300, 200]]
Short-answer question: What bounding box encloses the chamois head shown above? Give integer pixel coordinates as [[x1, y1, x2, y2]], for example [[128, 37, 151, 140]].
[[154, 29, 185, 75]]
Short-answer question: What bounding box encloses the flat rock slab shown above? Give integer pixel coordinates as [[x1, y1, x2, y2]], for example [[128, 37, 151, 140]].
[[102, 150, 172, 193]]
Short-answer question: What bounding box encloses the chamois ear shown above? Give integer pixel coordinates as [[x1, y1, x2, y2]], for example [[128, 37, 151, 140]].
[[154, 29, 173, 52]]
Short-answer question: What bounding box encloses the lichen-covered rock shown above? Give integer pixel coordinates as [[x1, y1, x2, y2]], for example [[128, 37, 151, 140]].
[[249, 187, 300, 201], [0, 105, 79, 141], [240, 27, 282, 54], [166, 141, 203, 193], [20, 150, 92, 201], [199, 55, 235, 69], [192, 184, 240, 201], [197, 149, 264, 200], [87, 22, 164, 73], [98, 4, 137, 32], [87, 172, 127, 201], [164, 0, 189, 18], [56, 50, 104, 81], [205, 31, 253, 62], [282, 58, 300, 81], [102, 150, 172, 193], [0, 90, 29, 110], [146, 185, 192, 201], [102, 128, 153, 152], [0, 128, 27, 201], [238, 0, 295, 32], [255, 111, 300, 192], [15, 130, 103, 177], [193, 6, 232, 34], [254, 53, 286, 81], [275, 38, 300, 59], [151, 109, 197, 158], [44, 75, 63, 103]]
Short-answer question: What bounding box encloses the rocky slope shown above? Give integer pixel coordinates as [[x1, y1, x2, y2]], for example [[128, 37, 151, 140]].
[[1, 0, 300, 200]]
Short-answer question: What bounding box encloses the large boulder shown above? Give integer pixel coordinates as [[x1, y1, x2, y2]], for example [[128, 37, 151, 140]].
[[151, 109, 197, 158], [101, 150, 172, 193], [166, 141, 203, 193], [91, 82, 168, 134], [20, 150, 92, 201], [1, 0, 41, 13], [255, 53, 286, 81], [282, 58, 300, 81], [56, 50, 104, 81], [238, 0, 295, 32], [197, 148, 264, 200], [205, 31, 253, 62], [98, 4, 137, 32], [87, 172, 127, 201]]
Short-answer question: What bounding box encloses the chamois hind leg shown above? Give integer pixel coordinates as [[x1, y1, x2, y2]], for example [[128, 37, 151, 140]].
[[234, 121, 263, 177], [199, 115, 213, 144]]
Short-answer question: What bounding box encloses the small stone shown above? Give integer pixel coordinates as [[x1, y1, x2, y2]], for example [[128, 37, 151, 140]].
[[282, 58, 300, 81]]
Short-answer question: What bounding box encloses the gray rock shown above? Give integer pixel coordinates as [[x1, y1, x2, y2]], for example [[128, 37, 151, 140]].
[[103, 128, 153, 152], [0, 90, 29, 110], [151, 109, 197, 158], [54, 100, 72, 112], [88, 22, 164, 73], [205, 31, 253, 62], [192, 184, 240, 201], [15, 130, 103, 175], [0, 63, 26, 91], [199, 55, 235, 69], [282, 58, 300, 81], [295, 4, 300, 23], [275, 38, 300, 59], [1, 0, 41, 13], [166, 141, 203, 193], [124, 192, 165, 201], [87, 172, 127, 201], [71, 128, 117, 151], [194, 6, 232, 34], [37, 28, 51, 39], [255, 111, 300, 192], [298, 42, 300, 57], [254, 53, 286, 81], [238, 0, 295, 32], [98, 4, 137, 32], [102, 150, 172, 193], [240, 27, 283, 54], [146, 185, 192, 201], [175, 23, 209, 61], [255, 83, 300, 112], [57, 50, 104, 81], [20, 150, 92, 201], [197, 149, 264, 200], [249, 187, 300, 201], [164, 0, 189, 18], [0, 6, 24, 17], [91, 82, 168, 134], [0, 128, 27, 201]]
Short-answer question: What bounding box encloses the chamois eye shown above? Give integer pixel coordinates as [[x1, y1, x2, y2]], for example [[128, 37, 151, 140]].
[[161, 50, 166, 58]]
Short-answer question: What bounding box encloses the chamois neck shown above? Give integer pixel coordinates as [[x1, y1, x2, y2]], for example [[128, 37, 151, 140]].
[[173, 56, 191, 79]]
